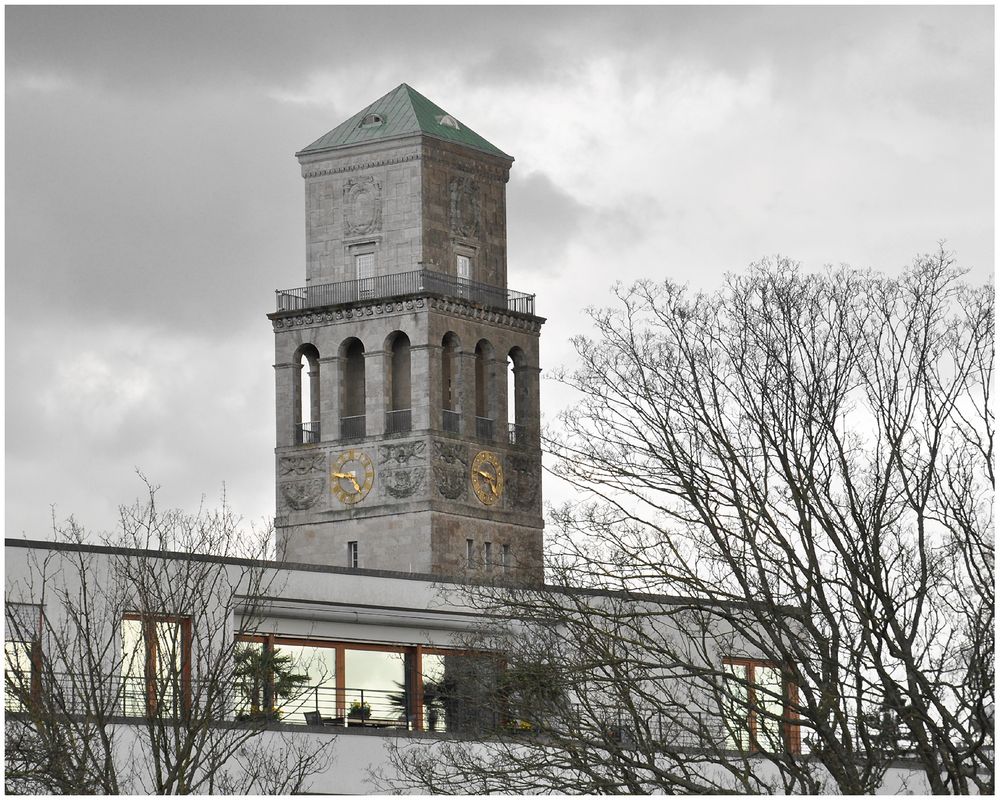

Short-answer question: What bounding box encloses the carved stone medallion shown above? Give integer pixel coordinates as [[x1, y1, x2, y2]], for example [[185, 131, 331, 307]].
[[344, 176, 382, 236], [384, 467, 426, 499], [433, 441, 468, 501], [449, 176, 480, 239], [507, 455, 541, 511], [280, 478, 325, 511]]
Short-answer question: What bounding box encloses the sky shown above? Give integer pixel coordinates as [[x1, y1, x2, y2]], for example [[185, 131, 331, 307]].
[[5, 5, 994, 542]]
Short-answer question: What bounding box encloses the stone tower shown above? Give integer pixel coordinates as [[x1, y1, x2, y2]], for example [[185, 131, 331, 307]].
[[268, 84, 544, 580]]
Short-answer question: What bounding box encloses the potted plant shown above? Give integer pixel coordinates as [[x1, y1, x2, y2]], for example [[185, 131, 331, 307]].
[[348, 700, 372, 720]]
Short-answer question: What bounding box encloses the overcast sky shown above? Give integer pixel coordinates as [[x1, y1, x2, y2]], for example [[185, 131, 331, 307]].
[[5, 5, 994, 542]]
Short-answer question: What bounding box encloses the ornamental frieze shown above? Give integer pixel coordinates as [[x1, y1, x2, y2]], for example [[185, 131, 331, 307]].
[[279, 453, 327, 476], [379, 440, 427, 467]]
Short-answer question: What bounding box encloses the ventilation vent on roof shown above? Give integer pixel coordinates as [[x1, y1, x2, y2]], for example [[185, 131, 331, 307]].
[[437, 114, 461, 130], [360, 113, 384, 128]]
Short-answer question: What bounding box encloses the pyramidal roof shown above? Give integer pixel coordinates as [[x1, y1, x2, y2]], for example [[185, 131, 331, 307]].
[[297, 83, 512, 160]]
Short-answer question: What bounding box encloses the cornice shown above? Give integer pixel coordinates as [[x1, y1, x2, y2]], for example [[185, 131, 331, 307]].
[[302, 152, 421, 179], [270, 295, 544, 334]]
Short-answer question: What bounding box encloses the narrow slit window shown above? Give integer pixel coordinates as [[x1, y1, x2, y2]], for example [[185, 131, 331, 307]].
[[484, 541, 492, 567], [466, 539, 475, 568], [348, 541, 359, 569]]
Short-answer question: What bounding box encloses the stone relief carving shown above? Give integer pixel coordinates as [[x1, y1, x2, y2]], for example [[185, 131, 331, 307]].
[[343, 176, 382, 236], [433, 441, 468, 501], [379, 441, 427, 468], [278, 453, 326, 476], [507, 455, 541, 511], [384, 466, 426, 499], [280, 478, 326, 511], [449, 176, 480, 239]]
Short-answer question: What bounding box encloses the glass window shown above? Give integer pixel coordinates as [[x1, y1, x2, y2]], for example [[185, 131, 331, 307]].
[[348, 541, 358, 569], [344, 648, 407, 725], [121, 615, 190, 717], [457, 254, 471, 283], [4, 603, 42, 713], [723, 659, 796, 753], [274, 644, 337, 723]]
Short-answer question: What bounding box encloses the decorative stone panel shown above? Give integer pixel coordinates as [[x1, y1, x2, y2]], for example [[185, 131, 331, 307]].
[[432, 441, 469, 501], [449, 176, 480, 238], [343, 176, 382, 236]]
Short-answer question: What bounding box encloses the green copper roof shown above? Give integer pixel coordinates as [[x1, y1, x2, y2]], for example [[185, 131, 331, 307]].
[[297, 84, 512, 160]]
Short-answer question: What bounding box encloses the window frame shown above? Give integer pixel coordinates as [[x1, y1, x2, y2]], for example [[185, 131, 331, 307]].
[[722, 656, 800, 754], [4, 603, 44, 713], [121, 613, 193, 718]]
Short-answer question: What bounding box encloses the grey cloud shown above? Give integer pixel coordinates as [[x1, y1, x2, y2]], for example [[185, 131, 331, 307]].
[[507, 172, 589, 277]]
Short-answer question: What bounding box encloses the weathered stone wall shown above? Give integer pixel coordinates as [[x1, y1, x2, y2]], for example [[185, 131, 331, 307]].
[[298, 137, 424, 285]]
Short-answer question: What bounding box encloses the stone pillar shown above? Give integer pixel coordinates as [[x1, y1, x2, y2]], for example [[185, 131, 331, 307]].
[[318, 355, 339, 443], [410, 344, 432, 431], [458, 350, 478, 439], [365, 350, 387, 437], [274, 362, 299, 447]]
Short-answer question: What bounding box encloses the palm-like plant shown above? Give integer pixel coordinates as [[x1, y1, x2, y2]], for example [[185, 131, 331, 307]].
[[234, 644, 309, 720]]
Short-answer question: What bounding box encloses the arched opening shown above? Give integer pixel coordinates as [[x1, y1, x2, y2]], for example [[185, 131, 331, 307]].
[[340, 338, 366, 439], [441, 332, 461, 433], [293, 344, 320, 445], [508, 347, 529, 447], [474, 339, 495, 441], [385, 331, 412, 434]]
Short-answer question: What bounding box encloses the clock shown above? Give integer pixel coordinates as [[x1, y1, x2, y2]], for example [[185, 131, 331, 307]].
[[331, 450, 375, 505], [471, 450, 504, 506]]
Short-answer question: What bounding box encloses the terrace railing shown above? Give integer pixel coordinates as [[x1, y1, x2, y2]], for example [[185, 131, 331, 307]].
[[276, 269, 535, 316]]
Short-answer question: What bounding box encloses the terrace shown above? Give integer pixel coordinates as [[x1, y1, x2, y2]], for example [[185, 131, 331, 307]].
[[275, 268, 536, 316]]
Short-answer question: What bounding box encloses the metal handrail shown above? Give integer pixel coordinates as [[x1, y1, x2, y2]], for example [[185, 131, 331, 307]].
[[296, 421, 320, 445], [340, 415, 366, 440], [385, 409, 412, 435], [275, 269, 535, 316], [475, 416, 495, 441], [442, 409, 461, 434]]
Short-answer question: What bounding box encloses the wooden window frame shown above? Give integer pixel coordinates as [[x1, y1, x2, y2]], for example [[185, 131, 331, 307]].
[[723, 657, 800, 754], [122, 613, 192, 718]]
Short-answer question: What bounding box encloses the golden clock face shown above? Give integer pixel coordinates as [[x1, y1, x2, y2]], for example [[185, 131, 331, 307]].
[[471, 450, 504, 506], [331, 450, 375, 505]]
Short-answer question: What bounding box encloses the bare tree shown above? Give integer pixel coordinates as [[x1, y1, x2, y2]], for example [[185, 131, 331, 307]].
[[4, 481, 334, 794], [380, 249, 993, 794]]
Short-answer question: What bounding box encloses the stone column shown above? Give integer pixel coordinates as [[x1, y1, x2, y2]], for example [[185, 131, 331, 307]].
[[365, 350, 387, 437], [318, 355, 339, 443], [410, 344, 432, 431], [273, 361, 300, 447]]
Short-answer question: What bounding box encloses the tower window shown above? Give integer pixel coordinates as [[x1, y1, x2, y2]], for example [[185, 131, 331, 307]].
[[348, 541, 359, 569], [437, 114, 461, 130], [360, 113, 384, 128], [502, 544, 511, 574], [484, 541, 492, 567], [466, 539, 475, 568], [457, 254, 471, 284], [356, 252, 376, 299]]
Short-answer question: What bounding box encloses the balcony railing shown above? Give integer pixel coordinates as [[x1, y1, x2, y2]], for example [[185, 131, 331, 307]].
[[296, 421, 320, 445], [442, 409, 461, 434], [385, 409, 412, 435], [475, 416, 495, 442], [340, 415, 366, 440], [507, 422, 528, 447], [276, 269, 535, 316]]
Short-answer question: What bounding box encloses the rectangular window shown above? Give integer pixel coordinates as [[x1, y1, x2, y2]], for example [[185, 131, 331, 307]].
[[484, 541, 493, 567], [348, 541, 359, 569], [121, 614, 191, 718], [723, 658, 799, 754], [466, 539, 475, 568], [502, 544, 511, 574], [4, 603, 42, 713], [356, 252, 376, 299], [457, 254, 471, 283]]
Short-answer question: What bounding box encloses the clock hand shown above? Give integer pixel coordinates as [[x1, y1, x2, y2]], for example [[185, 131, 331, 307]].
[[332, 471, 362, 493]]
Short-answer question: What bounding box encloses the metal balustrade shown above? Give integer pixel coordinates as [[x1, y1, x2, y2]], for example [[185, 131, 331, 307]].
[[475, 416, 495, 441], [296, 421, 320, 445], [507, 422, 528, 447], [385, 409, 412, 435], [442, 409, 461, 434], [275, 269, 535, 316], [340, 415, 366, 440]]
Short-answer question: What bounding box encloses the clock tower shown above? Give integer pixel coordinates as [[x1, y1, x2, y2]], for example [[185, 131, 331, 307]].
[[268, 85, 544, 581]]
